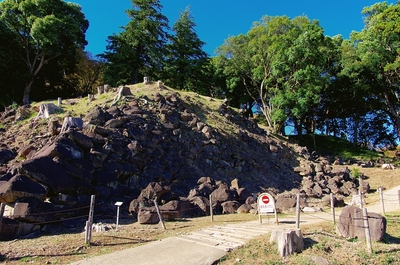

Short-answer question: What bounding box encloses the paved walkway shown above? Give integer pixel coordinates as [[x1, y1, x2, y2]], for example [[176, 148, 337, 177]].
[[70, 186, 400, 265]]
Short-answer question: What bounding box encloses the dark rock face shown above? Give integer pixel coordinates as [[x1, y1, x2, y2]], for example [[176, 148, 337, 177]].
[[0, 174, 48, 203], [0, 88, 365, 239], [0, 147, 15, 164]]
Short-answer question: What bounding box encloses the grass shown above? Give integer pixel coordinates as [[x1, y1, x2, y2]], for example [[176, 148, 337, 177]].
[[217, 211, 400, 265], [1, 83, 399, 264]]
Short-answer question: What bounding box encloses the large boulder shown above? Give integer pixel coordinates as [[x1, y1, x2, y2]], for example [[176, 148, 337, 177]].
[[221, 200, 240, 214], [32, 137, 84, 161], [19, 156, 91, 196], [0, 147, 15, 164], [137, 206, 159, 224], [0, 174, 48, 204], [0, 217, 40, 240], [12, 197, 55, 223], [188, 195, 210, 216], [210, 183, 233, 204], [336, 206, 386, 241]]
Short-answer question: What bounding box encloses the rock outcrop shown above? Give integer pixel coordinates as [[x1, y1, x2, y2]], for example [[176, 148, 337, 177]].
[[0, 86, 368, 238]]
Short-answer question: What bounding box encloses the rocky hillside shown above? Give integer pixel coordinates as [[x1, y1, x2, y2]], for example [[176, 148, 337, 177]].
[[0, 83, 366, 238]]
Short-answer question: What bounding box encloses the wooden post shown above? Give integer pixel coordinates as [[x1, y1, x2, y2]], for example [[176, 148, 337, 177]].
[[330, 193, 336, 224], [362, 208, 373, 254], [379, 187, 386, 216], [57, 97, 62, 106], [88, 94, 94, 103], [359, 190, 364, 209], [85, 195, 95, 245], [209, 195, 214, 222], [0, 203, 5, 227], [398, 190, 400, 207], [84, 221, 90, 245], [154, 198, 166, 230], [296, 194, 301, 229]]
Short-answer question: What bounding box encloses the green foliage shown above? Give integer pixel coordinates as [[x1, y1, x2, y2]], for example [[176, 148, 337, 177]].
[[351, 167, 361, 178], [163, 6, 209, 93], [101, 0, 169, 85], [0, 0, 89, 104], [216, 15, 336, 134], [291, 134, 378, 160], [0, 20, 26, 108]]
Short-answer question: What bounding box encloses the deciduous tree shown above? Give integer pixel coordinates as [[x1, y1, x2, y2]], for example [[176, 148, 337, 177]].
[[0, 0, 89, 105]]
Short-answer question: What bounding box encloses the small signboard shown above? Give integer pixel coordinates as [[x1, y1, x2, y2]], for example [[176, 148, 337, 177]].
[[257, 192, 278, 224]]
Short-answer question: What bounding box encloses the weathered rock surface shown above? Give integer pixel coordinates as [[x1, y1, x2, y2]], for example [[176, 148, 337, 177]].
[[0, 86, 370, 239], [336, 206, 386, 241]]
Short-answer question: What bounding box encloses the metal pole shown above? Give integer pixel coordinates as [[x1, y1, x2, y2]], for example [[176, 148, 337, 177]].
[[296, 194, 300, 229], [116, 206, 120, 231]]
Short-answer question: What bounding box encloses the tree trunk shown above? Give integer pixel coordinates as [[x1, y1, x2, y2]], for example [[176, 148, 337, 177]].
[[22, 79, 34, 105]]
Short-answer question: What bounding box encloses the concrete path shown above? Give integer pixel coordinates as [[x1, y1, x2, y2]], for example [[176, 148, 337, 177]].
[[70, 186, 400, 265]]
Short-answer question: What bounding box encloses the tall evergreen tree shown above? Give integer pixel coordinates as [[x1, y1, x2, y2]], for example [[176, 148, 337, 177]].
[[164, 6, 208, 92], [102, 0, 169, 85]]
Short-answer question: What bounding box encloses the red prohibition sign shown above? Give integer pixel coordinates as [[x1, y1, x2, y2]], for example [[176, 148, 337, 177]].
[[261, 195, 270, 204]]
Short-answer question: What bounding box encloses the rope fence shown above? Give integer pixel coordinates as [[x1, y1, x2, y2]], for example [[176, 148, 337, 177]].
[[0, 187, 399, 249]]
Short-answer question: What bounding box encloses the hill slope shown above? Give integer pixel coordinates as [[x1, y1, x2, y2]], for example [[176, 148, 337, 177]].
[[0, 84, 305, 219]]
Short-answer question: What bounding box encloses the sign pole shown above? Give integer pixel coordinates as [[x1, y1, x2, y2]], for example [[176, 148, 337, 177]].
[[114, 201, 123, 231]]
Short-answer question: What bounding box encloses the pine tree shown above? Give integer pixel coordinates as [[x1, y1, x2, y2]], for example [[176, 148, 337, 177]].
[[102, 0, 169, 85], [164, 6, 208, 92]]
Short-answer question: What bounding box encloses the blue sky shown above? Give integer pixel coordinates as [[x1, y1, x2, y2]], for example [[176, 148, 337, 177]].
[[73, 0, 397, 56]]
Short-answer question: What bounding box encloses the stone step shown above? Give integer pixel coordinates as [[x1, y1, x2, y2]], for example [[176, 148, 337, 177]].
[[191, 229, 248, 244], [177, 233, 242, 251]]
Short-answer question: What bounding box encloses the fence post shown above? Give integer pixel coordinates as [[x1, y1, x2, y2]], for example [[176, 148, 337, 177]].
[[398, 190, 400, 207], [330, 193, 336, 224], [362, 208, 373, 254], [209, 195, 214, 222], [379, 187, 386, 216], [0, 203, 5, 227], [154, 197, 166, 230], [359, 190, 364, 209], [85, 195, 95, 245], [296, 194, 300, 229]]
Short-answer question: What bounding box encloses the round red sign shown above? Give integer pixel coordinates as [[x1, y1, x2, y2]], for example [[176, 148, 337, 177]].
[[261, 195, 270, 204]]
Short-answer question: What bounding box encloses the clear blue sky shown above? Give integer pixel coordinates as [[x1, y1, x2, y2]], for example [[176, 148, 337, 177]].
[[73, 0, 396, 57]]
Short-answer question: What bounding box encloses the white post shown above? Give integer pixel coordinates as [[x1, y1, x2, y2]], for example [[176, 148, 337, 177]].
[[330, 193, 336, 224], [379, 187, 386, 216], [115, 202, 123, 231], [57, 97, 62, 106], [362, 208, 373, 254], [296, 194, 300, 229]]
